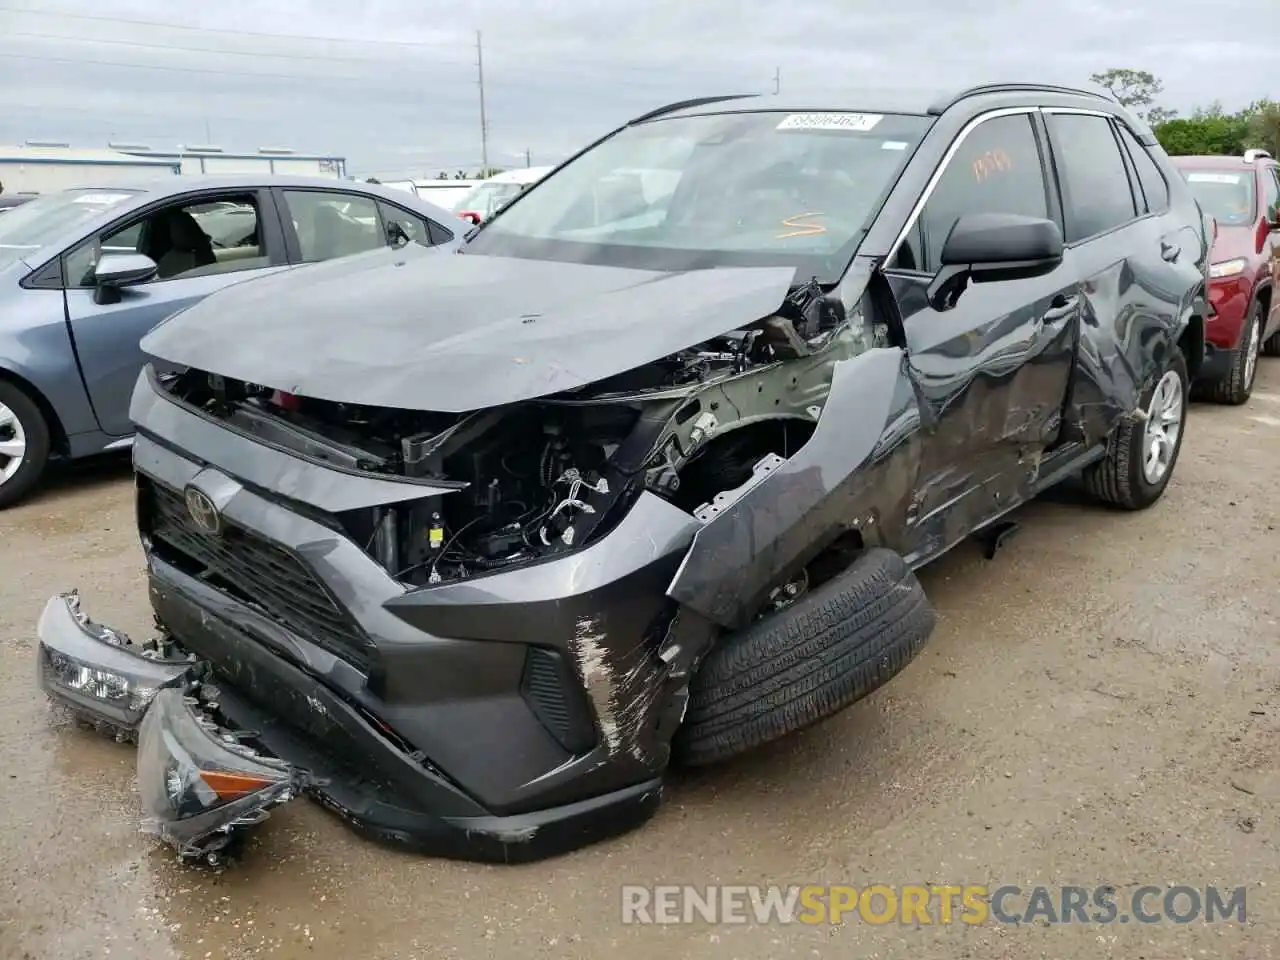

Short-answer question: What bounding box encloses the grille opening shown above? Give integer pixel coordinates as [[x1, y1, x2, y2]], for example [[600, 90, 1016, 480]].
[[142, 479, 375, 670]]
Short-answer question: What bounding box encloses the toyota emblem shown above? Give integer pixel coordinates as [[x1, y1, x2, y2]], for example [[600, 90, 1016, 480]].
[[183, 486, 222, 535]]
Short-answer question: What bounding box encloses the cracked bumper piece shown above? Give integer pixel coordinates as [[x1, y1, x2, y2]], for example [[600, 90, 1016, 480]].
[[36, 592, 192, 739]]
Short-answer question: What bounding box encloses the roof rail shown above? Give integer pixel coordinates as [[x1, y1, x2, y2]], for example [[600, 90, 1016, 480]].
[[928, 82, 1114, 115], [627, 94, 760, 125]]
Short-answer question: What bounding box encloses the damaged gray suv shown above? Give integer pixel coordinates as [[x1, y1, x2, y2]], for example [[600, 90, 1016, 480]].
[[38, 84, 1210, 866]]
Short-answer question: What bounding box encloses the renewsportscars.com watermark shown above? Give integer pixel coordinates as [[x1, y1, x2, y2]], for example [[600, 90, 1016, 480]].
[[621, 885, 1248, 926]]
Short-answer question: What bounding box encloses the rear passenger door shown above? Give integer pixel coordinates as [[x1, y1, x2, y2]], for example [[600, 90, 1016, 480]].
[[276, 188, 455, 264], [884, 110, 1080, 551], [1045, 111, 1202, 445]]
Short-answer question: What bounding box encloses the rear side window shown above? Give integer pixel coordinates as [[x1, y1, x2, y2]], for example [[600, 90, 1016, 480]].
[[891, 112, 1048, 274], [1116, 126, 1169, 214], [1047, 114, 1137, 242], [1262, 166, 1280, 222]]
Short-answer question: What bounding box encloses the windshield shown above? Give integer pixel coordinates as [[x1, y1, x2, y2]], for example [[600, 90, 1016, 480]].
[[465, 110, 931, 277], [450, 180, 529, 218], [1181, 169, 1256, 226], [0, 188, 140, 271]]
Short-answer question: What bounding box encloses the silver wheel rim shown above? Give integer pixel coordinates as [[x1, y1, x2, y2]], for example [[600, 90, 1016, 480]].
[[1142, 370, 1183, 485], [1244, 311, 1261, 391], [0, 401, 26, 484]]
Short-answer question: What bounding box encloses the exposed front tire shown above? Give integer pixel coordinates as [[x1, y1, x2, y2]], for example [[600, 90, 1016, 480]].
[[0, 380, 51, 509], [1203, 300, 1262, 405], [674, 548, 936, 767], [1082, 349, 1188, 511]]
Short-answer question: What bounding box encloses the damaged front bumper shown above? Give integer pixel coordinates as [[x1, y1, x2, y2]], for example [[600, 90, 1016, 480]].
[[36, 585, 668, 864]]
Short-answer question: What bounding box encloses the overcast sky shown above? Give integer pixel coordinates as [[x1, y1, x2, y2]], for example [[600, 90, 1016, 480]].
[[0, 0, 1275, 178]]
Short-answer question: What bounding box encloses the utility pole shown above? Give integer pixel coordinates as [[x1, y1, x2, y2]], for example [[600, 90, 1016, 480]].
[[772, 67, 781, 96], [475, 30, 489, 171], [524, 147, 531, 168]]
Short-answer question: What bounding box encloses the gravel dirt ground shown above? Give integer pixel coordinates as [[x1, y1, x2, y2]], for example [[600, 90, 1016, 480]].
[[2, 364, 1278, 960]]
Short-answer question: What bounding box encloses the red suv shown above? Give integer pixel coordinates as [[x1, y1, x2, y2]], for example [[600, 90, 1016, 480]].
[[1173, 150, 1280, 403]]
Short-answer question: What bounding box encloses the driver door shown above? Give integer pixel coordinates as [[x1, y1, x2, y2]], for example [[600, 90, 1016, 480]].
[[883, 110, 1079, 558], [61, 189, 289, 437]]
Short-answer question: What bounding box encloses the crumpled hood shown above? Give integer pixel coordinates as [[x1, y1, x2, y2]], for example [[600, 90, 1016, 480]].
[[141, 246, 797, 413]]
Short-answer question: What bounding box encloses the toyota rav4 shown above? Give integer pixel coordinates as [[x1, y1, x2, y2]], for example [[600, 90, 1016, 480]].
[[37, 84, 1210, 867]]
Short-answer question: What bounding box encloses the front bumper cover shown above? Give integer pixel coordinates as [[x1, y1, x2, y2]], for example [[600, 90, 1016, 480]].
[[36, 589, 664, 865]]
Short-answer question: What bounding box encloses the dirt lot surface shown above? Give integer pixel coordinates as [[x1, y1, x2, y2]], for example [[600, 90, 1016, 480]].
[[2, 365, 1278, 960]]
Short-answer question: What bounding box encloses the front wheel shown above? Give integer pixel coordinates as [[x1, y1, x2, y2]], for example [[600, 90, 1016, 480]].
[[0, 381, 52, 509], [1204, 300, 1262, 405], [1082, 350, 1189, 510]]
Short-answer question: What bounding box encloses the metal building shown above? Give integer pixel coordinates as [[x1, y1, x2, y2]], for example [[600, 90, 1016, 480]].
[[115, 145, 347, 178], [0, 142, 180, 193]]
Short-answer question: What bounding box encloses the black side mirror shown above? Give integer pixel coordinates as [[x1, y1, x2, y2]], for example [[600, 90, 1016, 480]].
[[927, 213, 1064, 311], [386, 221, 411, 247]]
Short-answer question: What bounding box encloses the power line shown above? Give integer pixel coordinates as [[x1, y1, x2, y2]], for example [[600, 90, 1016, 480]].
[[0, 4, 464, 52], [0, 9, 751, 84], [1, 28, 476, 68]]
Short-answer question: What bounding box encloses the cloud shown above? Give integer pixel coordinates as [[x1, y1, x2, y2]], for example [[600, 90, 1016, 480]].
[[0, 0, 1275, 177]]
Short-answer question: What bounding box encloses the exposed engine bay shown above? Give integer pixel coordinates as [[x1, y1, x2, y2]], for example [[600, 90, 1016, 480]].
[[159, 281, 873, 586]]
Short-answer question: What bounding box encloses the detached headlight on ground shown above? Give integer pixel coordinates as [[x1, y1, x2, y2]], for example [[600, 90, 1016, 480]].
[[138, 686, 305, 864], [36, 592, 192, 739]]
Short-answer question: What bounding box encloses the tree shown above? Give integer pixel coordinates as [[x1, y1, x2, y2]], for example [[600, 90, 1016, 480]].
[[437, 171, 449, 179], [1089, 68, 1165, 120], [477, 167, 505, 178], [1247, 100, 1280, 156]]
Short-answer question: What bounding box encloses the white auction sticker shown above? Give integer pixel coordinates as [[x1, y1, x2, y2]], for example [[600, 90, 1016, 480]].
[[776, 112, 882, 132], [1185, 172, 1242, 184], [881, 140, 909, 150], [73, 192, 133, 205]]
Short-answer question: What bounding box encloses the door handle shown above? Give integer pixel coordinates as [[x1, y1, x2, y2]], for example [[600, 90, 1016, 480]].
[[1161, 241, 1181, 262], [1040, 293, 1079, 324]]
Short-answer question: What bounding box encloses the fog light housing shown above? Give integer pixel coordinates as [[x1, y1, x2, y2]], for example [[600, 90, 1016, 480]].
[[36, 592, 192, 739]]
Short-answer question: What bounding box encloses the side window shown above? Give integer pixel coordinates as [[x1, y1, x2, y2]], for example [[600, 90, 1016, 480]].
[[890, 113, 1048, 274], [375, 200, 451, 248], [1116, 125, 1169, 214], [1261, 166, 1280, 222], [282, 190, 384, 263], [63, 193, 268, 288], [1047, 114, 1138, 242]]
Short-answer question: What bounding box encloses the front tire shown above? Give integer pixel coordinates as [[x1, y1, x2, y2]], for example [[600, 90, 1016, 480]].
[[1205, 300, 1262, 405], [1082, 349, 1188, 510], [674, 548, 936, 767], [0, 380, 52, 509]]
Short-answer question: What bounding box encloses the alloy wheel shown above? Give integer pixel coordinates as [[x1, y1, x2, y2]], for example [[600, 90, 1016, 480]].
[[1244, 310, 1261, 392], [1141, 370, 1184, 485], [0, 401, 27, 484]]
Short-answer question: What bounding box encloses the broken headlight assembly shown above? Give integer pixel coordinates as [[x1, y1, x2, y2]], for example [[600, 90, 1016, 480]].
[[138, 684, 307, 865], [36, 592, 193, 740]]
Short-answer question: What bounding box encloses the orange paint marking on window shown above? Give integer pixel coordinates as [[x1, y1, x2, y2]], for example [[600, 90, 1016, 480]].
[[972, 149, 1014, 183], [777, 212, 827, 238]]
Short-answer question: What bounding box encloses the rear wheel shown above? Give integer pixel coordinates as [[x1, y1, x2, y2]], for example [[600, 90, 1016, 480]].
[[0, 381, 52, 509], [674, 548, 936, 767], [1082, 350, 1188, 510], [1205, 300, 1262, 404]]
